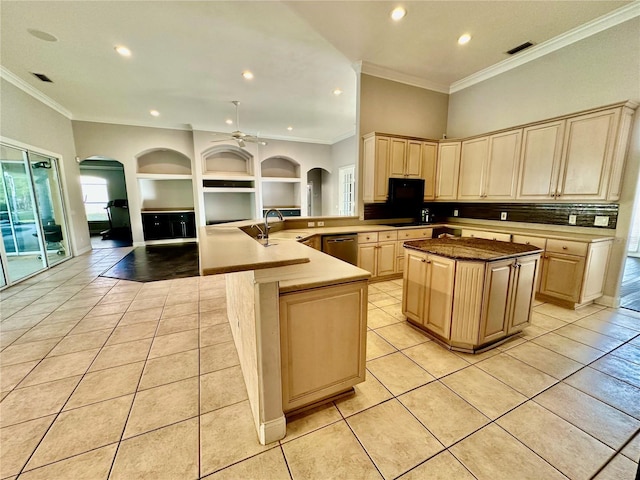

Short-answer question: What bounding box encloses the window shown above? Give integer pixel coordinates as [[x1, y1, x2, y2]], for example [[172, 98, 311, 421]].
[[338, 165, 355, 216], [80, 176, 109, 221]]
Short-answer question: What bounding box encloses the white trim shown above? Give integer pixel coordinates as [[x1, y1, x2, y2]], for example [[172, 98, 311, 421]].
[[595, 295, 619, 309], [360, 61, 450, 94], [258, 415, 287, 445], [331, 130, 357, 144], [0, 66, 72, 118], [450, 3, 640, 93], [74, 115, 194, 132]]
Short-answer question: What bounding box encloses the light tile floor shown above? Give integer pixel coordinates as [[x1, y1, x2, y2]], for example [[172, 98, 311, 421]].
[[1, 249, 640, 479]]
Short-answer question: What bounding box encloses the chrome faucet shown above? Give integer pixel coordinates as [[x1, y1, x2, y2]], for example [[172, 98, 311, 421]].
[[263, 208, 284, 246]]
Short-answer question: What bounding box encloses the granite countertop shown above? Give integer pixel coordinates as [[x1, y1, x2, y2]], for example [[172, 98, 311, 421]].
[[403, 237, 543, 261]]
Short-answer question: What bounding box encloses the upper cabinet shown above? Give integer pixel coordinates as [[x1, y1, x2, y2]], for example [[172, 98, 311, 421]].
[[435, 142, 461, 200], [458, 130, 522, 200], [517, 104, 636, 202], [362, 133, 438, 203]]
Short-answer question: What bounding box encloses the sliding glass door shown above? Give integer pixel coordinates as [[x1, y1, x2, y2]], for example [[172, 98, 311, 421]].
[[0, 143, 70, 286]]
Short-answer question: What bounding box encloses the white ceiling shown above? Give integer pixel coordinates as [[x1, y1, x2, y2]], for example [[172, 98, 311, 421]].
[[0, 1, 634, 144]]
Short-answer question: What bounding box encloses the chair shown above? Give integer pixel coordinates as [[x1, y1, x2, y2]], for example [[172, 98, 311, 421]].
[[43, 224, 65, 255]]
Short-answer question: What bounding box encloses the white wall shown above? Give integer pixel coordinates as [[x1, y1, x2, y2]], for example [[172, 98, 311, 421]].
[[447, 18, 640, 303], [0, 79, 91, 254]]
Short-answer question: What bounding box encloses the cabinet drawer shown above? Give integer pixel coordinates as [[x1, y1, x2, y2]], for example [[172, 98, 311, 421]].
[[461, 229, 511, 242], [398, 228, 433, 240], [378, 230, 398, 242], [546, 239, 587, 256], [358, 232, 379, 244], [512, 235, 546, 250]]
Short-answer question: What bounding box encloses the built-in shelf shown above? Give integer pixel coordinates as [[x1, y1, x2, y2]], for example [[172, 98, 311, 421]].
[[203, 187, 256, 193], [261, 177, 300, 183], [137, 149, 192, 175], [203, 146, 254, 177], [136, 173, 193, 180], [261, 156, 300, 179], [202, 173, 256, 181]]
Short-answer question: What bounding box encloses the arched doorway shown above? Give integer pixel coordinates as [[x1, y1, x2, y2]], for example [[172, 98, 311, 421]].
[[306, 167, 331, 217], [78, 157, 132, 248]]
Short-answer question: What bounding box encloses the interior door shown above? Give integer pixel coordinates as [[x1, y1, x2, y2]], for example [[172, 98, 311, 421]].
[[0, 144, 47, 283]]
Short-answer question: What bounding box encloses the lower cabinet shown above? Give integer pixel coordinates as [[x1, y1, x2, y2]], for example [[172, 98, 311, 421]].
[[142, 212, 196, 241], [357, 231, 397, 278], [279, 281, 367, 412], [403, 248, 540, 351]]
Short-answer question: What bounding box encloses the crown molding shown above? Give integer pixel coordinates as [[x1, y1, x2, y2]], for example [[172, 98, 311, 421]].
[[450, 2, 640, 93], [331, 130, 357, 144], [73, 116, 194, 132], [359, 61, 450, 94], [0, 66, 72, 118]]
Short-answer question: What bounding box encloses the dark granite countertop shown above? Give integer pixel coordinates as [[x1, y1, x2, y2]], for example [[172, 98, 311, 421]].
[[403, 237, 543, 261]]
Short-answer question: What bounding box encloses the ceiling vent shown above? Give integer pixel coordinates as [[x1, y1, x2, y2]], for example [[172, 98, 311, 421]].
[[31, 72, 53, 83], [506, 41, 534, 55]]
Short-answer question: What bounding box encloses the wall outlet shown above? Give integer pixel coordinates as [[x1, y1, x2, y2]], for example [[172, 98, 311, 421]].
[[568, 214, 577, 225], [500, 212, 508, 221], [453, 209, 459, 217], [594, 216, 609, 227], [307, 221, 315, 227], [317, 221, 325, 227]]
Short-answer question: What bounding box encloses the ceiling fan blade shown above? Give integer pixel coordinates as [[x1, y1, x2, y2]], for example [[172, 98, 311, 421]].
[[244, 137, 268, 146]]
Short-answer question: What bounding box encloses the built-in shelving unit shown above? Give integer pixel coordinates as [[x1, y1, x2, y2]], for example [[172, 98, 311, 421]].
[[136, 149, 196, 242], [260, 156, 302, 216]]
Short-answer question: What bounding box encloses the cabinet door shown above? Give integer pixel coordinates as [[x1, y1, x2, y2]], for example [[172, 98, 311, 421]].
[[485, 130, 522, 200], [539, 252, 585, 302], [142, 214, 172, 240], [423, 255, 455, 339], [357, 244, 377, 277], [507, 255, 539, 334], [517, 121, 565, 200], [362, 135, 391, 203], [436, 142, 461, 200], [512, 235, 546, 293], [421, 142, 438, 200], [557, 108, 620, 200], [479, 259, 513, 345], [402, 250, 428, 322], [581, 241, 611, 303], [376, 241, 397, 277], [458, 137, 488, 199], [389, 138, 407, 178], [406, 141, 423, 178]]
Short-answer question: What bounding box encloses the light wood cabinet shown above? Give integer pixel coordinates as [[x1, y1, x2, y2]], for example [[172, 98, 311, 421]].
[[512, 235, 546, 293], [458, 130, 521, 200], [403, 249, 540, 351], [402, 249, 455, 339], [362, 133, 438, 203], [279, 281, 367, 412], [299, 235, 320, 250], [396, 227, 434, 275], [539, 252, 585, 303], [461, 229, 511, 242], [517, 104, 635, 202], [357, 230, 397, 278], [436, 142, 461, 200]]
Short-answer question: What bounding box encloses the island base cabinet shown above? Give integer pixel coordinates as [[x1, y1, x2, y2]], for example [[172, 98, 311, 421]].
[[279, 281, 367, 413]]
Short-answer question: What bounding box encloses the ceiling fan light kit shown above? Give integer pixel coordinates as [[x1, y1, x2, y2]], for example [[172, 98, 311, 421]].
[[212, 100, 268, 148]]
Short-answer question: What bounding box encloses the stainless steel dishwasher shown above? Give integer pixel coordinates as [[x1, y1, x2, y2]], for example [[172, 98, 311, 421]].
[[322, 234, 358, 265]]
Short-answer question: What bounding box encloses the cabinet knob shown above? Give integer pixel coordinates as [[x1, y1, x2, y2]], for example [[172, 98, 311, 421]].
[[421, 258, 426, 262], [562, 246, 568, 250]]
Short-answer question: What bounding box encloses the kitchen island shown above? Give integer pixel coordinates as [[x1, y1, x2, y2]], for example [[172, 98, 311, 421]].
[[199, 223, 370, 445], [402, 237, 542, 352]]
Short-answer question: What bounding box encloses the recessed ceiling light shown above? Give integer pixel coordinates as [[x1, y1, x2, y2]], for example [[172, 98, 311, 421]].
[[115, 45, 132, 57], [27, 29, 58, 42], [333, 88, 343, 96], [242, 70, 254, 80], [149, 110, 160, 117], [458, 34, 472, 45], [225, 119, 233, 125], [390, 7, 406, 21], [287, 126, 293, 131]]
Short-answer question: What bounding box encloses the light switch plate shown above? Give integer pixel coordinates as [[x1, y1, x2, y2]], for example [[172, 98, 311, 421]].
[[568, 214, 577, 225], [453, 209, 459, 217], [500, 212, 507, 220], [307, 222, 315, 227], [594, 216, 609, 227], [317, 221, 325, 226]]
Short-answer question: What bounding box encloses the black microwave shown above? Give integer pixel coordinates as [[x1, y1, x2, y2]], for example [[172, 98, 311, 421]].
[[388, 178, 425, 206]]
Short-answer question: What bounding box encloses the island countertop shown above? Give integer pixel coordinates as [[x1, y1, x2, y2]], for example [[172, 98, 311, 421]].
[[404, 237, 543, 261]]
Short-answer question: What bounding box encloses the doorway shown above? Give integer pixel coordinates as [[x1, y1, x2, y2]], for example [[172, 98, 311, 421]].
[[621, 201, 640, 312], [306, 168, 331, 216], [0, 143, 71, 286], [79, 158, 132, 249]]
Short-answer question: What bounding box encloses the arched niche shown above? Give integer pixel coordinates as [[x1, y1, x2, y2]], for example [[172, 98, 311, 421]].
[[261, 156, 300, 179], [136, 148, 192, 175], [202, 145, 254, 176]]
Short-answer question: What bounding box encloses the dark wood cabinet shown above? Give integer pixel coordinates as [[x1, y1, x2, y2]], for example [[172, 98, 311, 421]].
[[142, 212, 196, 240]]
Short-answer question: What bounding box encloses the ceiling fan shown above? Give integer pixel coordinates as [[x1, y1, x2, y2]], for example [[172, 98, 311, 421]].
[[211, 100, 267, 147]]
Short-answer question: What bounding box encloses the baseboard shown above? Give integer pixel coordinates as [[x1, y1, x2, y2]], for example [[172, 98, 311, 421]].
[[595, 295, 619, 308], [76, 245, 92, 256], [258, 415, 286, 445]]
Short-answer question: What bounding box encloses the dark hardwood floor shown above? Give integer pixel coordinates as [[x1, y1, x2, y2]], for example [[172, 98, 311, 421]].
[[621, 255, 640, 313], [100, 243, 198, 282]]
